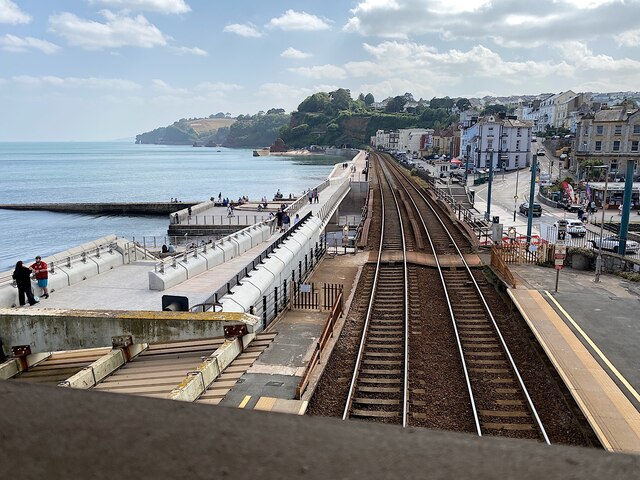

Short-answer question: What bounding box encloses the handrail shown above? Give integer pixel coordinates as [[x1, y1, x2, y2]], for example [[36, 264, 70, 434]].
[[0, 240, 120, 287], [295, 290, 343, 399]]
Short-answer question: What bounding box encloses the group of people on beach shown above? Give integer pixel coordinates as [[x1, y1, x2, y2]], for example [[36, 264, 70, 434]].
[[12, 256, 50, 307]]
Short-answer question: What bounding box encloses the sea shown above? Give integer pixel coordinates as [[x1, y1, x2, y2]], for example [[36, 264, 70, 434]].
[[0, 142, 343, 272]]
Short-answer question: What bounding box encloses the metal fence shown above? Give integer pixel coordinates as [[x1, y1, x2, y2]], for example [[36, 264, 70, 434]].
[[541, 224, 640, 260]]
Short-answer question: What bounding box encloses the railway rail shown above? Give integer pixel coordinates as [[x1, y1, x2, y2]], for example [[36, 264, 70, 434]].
[[343, 155, 410, 426], [382, 154, 550, 442]]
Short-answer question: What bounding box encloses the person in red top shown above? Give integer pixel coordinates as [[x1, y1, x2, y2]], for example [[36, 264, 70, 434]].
[[30, 256, 49, 298]]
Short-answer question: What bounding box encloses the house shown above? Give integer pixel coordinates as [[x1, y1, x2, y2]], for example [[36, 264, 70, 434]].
[[574, 106, 640, 177], [460, 114, 533, 171]]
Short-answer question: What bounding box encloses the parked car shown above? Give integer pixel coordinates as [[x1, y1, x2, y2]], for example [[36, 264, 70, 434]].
[[559, 201, 581, 213], [519, 202, 542, 217], [590, 236, 640, 254], [531, 138, 537, 142], [556, 220, 586, 237], [536, 149, 545, 156]]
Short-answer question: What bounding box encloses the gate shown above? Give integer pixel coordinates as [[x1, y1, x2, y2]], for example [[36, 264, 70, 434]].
[[292, 282, 343, 311]]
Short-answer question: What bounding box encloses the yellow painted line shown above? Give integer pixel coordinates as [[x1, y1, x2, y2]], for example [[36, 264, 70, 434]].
[[238, 395, 251, 409], [544, 290, 640, 404]]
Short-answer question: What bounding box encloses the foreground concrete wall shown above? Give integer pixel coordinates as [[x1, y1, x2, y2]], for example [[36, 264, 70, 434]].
[[0, 309, 258, 355]]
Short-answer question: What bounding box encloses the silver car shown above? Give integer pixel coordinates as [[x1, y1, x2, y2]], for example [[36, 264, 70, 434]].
[[591, 236, 640, 254]]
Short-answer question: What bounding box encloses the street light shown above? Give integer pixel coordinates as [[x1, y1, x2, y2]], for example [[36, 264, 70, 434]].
[[513, 159, 521, 222], [485, 146, 494, 222], [593, 163, 610, 283]]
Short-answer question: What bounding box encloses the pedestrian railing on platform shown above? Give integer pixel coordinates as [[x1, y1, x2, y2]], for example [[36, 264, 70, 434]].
[[174, 214, 272, 226], [295, 287, 343, 399], [0, 240, 125, 287]]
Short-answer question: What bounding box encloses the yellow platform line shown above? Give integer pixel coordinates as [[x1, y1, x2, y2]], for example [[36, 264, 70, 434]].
[[545, 291, 640, 405], [238, 395, 251, 409]]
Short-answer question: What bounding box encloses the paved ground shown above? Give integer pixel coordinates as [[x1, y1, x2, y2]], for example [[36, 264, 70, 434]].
[[221, 252, 366, 408], [510, 264, 640, 410]]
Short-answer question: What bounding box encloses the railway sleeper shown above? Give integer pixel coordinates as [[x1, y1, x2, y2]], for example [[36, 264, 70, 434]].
[[361, 369, 402, 375], [362, 360, 403, 366], [481, 423, 535, 431], [358, 386, 401, 393], [353, 398, 400, 406], [359, 378, 402, 384], [351, 410, 398, 418], [479, 410, 530, 418]]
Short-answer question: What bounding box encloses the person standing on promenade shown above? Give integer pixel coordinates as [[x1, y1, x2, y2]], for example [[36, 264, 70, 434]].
[[282, 212, 290, 231], [30, 256, 49, 298], [313, 188, 319, 203], [12, 261, 38, 306], [294, 213, 300, 225]]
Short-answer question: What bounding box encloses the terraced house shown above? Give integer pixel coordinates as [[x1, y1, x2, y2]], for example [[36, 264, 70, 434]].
[[574, 106, 640, 177]]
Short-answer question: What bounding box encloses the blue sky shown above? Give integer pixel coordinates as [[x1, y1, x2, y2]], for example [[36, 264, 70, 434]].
[[1, 0, 640, 141]]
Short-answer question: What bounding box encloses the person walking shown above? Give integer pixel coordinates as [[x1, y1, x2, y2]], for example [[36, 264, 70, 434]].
[[276, 210, 284, 232], [30, 256, 49, 298], [308, 189, 313, 204], [313, 188, 319, 203], [12, 261, 38, 306], [282, 212, 290, 231], [294, 213, 300, 225]]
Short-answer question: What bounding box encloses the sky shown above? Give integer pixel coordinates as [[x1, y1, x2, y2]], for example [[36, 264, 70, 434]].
[[1, 0, 640, 141]]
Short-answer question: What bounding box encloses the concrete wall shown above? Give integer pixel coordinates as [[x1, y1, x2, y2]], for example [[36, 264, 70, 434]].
[[0, 202, 192, 215], [0, 309, 258, 355]]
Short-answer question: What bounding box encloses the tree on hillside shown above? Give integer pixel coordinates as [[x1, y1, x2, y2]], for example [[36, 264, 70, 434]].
[[298, 92, 332, 113], [385, 96, 407, 113], [358, 93, 365, 102], [456, 98, 472, 112], [364, 93, 375, 106], [267, 108, 285, 114], [480, 104, 507, 116], [213, 112, 225, 118], [430, 97, 455, 110], [330, 88, 352, 112]]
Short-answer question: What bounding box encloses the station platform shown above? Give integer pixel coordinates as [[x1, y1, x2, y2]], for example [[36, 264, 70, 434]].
[[218, 251, 367, 413], [507, 265, 640, 454]]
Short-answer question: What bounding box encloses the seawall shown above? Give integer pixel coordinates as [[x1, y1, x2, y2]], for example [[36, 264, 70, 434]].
[[0, 202, 198, 216]]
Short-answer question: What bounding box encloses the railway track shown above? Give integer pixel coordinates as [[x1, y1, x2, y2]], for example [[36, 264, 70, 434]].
[[380, 154, 550, 442], [343, 156, 409, 425]]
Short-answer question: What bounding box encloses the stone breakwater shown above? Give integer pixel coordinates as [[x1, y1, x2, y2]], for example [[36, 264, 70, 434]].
[[0, 202, 199, 216]]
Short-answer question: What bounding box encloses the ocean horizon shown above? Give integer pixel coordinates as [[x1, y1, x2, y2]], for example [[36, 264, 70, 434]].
[[0, 142, 343, 272]]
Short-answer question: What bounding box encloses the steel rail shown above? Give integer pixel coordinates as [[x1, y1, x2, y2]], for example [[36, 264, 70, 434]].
[[384, 155, 550, 444], [378, 156, 410, 427], [342, 153, 410, 427]]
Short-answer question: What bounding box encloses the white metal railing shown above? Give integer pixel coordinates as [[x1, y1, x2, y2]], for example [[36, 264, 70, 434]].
[[172, 214, 272, 226], [153, 218, 277, 274], [0, 240, 121, 287]]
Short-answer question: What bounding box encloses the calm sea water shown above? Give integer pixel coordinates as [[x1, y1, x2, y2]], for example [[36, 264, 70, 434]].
[[0, 142, 341, 271]]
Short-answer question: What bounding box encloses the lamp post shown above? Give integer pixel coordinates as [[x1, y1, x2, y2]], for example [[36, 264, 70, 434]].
[[594, 163, 610, 283], [513, 160, 520, 222], [485, 146, 494, 222]]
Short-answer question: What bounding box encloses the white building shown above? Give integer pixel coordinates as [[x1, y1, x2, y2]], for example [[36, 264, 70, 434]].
[[374, 129, 399, 150], [461, 115, 533, 171], [398, 128, 433, 154]]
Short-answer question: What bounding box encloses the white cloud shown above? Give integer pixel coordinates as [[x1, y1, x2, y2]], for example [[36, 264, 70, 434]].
[[11, 75, 141, 90], [343, 0, 640, 50], [223, 23, 261, 38], [288, 64, 346, 80], [171, 45, 207, 56], [280, 47, 311, 60], [0, 0, 30, 24], [615, 29, 640, 47], [268, 10, 331, 31], [257, 82, 340, 109], [0, 34, 60, 54], [196, 81, 243, 92], [88, 0, 191, 14], [151, 79, 190, 95], [49, 10, 167, 50]]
